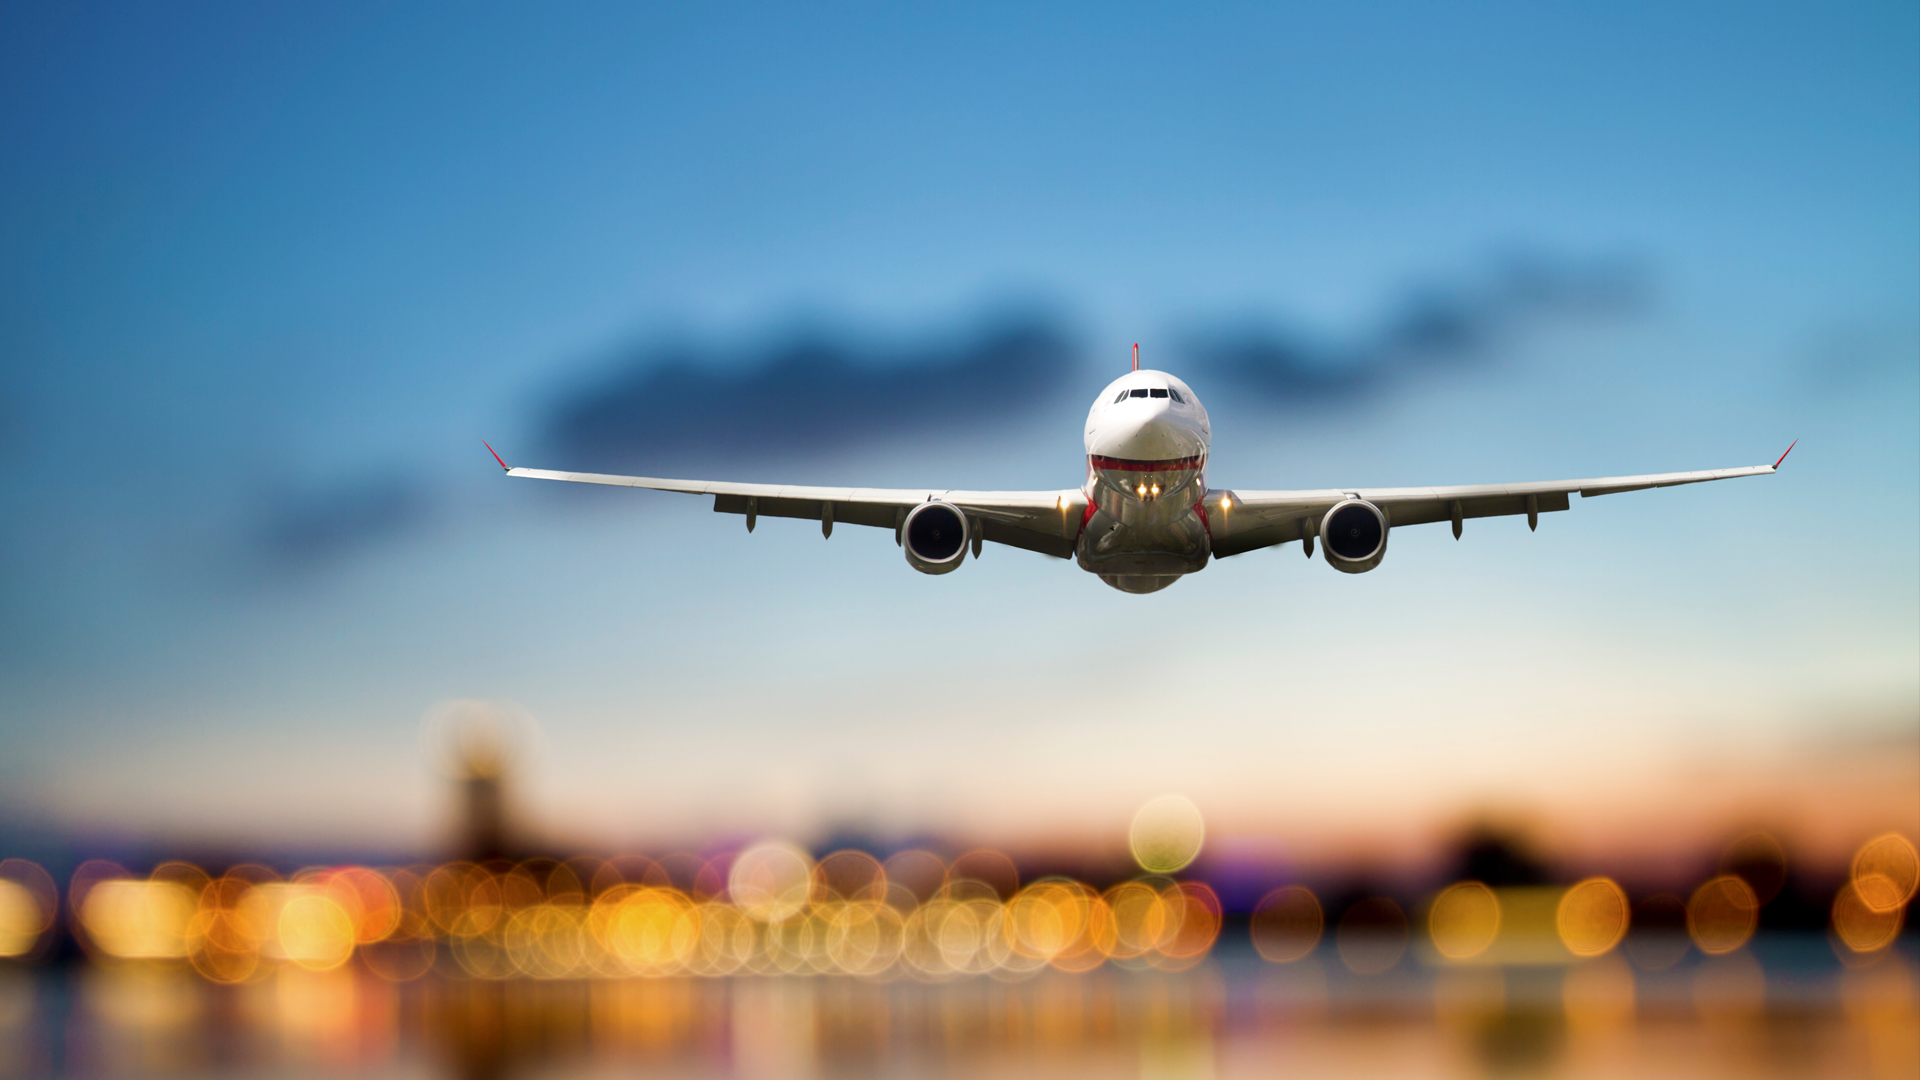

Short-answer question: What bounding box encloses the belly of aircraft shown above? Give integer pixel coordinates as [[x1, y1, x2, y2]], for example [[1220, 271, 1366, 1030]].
[[1076, 461, 1212, 578]]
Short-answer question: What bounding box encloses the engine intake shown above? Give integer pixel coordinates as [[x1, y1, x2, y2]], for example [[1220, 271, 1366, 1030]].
[[1320, 499, 1388, 574], [903, 501, 970, 575]]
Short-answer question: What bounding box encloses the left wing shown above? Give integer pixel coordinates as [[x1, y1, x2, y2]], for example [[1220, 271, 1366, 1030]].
[[1202, 444, 1794, 558], [488, 445, 1086, 558]]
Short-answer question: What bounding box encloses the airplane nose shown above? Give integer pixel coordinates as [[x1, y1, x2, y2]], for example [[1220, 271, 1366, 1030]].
[[1091, 401, 1200, 461]]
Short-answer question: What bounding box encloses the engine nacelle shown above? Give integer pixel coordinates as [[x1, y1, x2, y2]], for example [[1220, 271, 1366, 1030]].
[[1320, 499, 1389, 574], [903, 501, 970, 575]]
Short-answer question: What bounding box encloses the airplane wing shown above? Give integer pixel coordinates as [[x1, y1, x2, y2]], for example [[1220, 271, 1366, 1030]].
[[1202, 443, 1795, 559], [489, 445, 1086, 558]]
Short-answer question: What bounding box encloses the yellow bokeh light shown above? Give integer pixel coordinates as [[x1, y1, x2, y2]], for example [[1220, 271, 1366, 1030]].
[[0, 861, 55, 961], [1556, 878, 1629, 958], [1104, 881, 1171, 960], [600, 888, 698, 974], [1007, 880, 1094, 960], [319, 867, 401, 945], [1687, 875, 1758, 956], [185, 876, 271, 986], [727, 842, 815, 923], [0, 880, 43, 958], [505, 902, 594, 978], [27, 846, 1253, 985], [1428, 881, 1502, 961], [277, 895, 356, 971], [1850, 833, 1919, 913], [81, 880, 196, 960], [1250, 885, 1323, 963], [1157, 882, 1222, 961], [825, 900, 904, 976], [1831, 878, 1906, 954], [1128, 795, 1205, 874]]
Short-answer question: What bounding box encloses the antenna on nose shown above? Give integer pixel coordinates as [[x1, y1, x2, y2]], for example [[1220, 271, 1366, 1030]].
[[1132, 342, 1139, 372]]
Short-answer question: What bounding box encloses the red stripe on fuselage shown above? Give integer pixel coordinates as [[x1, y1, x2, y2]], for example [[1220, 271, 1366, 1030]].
[[1088, 454, 1206, 472]]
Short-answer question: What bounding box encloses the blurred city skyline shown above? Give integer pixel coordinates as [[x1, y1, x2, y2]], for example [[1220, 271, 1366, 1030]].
[[0, 2, 1914, 874]]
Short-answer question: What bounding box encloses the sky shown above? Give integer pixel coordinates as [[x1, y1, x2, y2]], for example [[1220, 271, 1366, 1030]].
[[0, 2, 1914, 874]]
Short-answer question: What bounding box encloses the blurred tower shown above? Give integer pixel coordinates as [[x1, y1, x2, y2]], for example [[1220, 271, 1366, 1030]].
[[459, 741, 510, 863], [427, 700, 524, 863]]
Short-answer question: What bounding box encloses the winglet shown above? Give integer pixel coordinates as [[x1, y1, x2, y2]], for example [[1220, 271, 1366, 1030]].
[[1132, 342, 1139, 372], [1773, 438, 1797, 470], [483, 440, 509, 471]]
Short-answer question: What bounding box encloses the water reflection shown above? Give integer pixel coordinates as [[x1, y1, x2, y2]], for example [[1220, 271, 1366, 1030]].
[[0, 943, 1908, 1079]]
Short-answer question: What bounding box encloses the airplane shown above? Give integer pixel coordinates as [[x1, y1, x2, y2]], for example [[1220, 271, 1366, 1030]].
[[487, 344, 1792, 594]]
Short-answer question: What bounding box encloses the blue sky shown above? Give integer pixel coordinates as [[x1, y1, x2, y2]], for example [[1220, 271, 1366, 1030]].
[[1, 2, 1914, 868]]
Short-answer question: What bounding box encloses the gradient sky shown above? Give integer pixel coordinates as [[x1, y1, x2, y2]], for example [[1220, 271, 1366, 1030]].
[[1, 2, 1914, 871]]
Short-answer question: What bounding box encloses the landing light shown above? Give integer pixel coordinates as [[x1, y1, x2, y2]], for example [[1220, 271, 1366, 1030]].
[[1222, 496, 1232, 510]]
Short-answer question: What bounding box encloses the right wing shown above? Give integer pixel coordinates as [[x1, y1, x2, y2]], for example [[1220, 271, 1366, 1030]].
[[1202, 446, 1793, 558], [490, 447, 1086, 558]]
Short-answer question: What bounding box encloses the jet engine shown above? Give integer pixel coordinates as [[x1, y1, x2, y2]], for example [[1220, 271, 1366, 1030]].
[[903, 501, 970, 575], [1320, 499, 1388, 574]]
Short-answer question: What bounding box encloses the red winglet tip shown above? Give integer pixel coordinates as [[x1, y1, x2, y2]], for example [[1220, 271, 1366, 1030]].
[[1773, 438, 1797, 469], [484, 440, 508, 471]]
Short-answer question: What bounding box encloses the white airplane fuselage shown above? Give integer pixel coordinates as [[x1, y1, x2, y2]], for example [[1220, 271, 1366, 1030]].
[[1078, 370, 1214, 594]]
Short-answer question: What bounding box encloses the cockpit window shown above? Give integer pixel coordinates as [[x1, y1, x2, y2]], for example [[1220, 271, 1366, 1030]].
[[1113, 390, 1128, 403], [1149, 388, 1168, 399], [1168, 388, 1184, 403], [1129, 388, 1149, 398]]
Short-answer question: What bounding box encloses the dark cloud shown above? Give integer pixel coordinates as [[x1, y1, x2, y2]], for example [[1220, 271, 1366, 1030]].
[[1793, 320, 1918, 396], [535, 316, 1081, 471], [1180, 253, 1648, 402], [249, 473, 429, 569]]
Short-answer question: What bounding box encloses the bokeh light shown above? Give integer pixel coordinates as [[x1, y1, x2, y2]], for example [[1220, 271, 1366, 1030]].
[[79, 877, 197, 961], [1687, 875, 1759, 956], [0, 860, 57, 959], [0, 881, 42, 960], [277, 893, 356, 971], [1153, 882, 1222, 967], [1850, 833, 1919, 913], [0, 831, 1907, 1026], [728, 842, 816, 923], [1556, 878, 1629, 958], [1831, 880, 1906, 955], [1427, 881, 1501, 961], [1128, 796, 1205, 874], [1250, 885, 1323, 963], [1103, 881, 1172, 961]]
